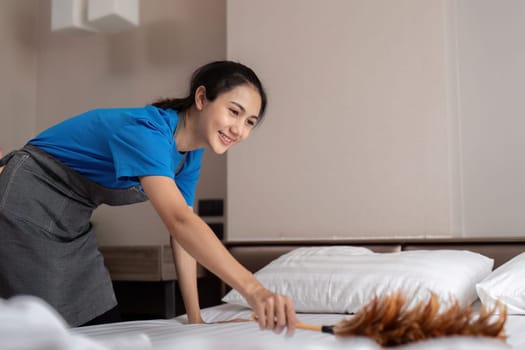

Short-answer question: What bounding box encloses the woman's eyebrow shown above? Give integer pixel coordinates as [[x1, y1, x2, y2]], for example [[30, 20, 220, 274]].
[[230, 101, 260, 119], [230, 101, 246, 112]]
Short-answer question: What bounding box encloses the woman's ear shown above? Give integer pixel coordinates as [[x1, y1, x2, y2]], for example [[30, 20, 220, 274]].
[[194, 85, 207, 111]]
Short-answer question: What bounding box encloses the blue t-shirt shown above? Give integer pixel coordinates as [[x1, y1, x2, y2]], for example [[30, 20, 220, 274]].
[[29, 105, 204, 206]]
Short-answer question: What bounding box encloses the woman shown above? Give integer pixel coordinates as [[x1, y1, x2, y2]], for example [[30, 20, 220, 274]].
[[0, 61, 297, 334]]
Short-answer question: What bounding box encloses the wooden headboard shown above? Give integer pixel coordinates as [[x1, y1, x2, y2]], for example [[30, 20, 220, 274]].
[[225, 237, 525, 273], [99, 236, 525, 281]]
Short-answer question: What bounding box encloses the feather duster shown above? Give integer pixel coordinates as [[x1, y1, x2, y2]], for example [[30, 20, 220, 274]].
[[295, 292, 507, 347]]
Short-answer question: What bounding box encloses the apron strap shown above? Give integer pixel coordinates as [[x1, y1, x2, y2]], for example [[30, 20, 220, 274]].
[[0, 151, 15, 167], [175, 152, 188, 175]]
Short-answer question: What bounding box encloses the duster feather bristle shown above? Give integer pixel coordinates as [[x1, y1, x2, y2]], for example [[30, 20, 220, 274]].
[[333, 292, 507, 347]]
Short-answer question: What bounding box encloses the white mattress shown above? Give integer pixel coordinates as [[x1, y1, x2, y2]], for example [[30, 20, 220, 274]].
[[73, 303, 525, 350]]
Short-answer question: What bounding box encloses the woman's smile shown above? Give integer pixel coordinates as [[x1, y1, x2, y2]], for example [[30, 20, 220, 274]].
[[218, 130, 235, 146]]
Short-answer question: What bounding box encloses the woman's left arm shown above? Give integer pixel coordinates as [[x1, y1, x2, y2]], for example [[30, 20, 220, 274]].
[[170, 232, 204, 323]]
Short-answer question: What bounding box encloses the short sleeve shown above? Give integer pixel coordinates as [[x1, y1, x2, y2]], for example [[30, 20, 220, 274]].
[[108, 118, 174, 182]]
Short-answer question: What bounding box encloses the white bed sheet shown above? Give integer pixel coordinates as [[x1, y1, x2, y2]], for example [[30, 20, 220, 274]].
[[73, 303, 525, 350]]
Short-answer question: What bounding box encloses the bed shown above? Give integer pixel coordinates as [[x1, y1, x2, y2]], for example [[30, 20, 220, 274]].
[[70, 303, 525, 349], [34, 238, 525, 349]]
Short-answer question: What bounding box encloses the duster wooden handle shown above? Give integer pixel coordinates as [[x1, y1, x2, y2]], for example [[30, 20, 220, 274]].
[[251, 313, 329, 333]]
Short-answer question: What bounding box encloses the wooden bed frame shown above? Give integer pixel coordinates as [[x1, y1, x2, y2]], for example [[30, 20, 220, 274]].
[[99, 236, 525, 318], [224, 236, 525, 273], [101, 236, 525, 282]]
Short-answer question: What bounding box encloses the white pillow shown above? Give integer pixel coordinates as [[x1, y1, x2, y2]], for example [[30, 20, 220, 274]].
[[476, 252, 525, 314], [223, 246, 493, 313]]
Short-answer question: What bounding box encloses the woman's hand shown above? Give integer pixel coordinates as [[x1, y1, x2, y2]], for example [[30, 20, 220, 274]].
[[187, 314, 205, 324], [244, 284, 297, 336]]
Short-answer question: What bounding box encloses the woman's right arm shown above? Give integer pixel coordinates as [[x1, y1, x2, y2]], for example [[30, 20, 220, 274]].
[[140, 175, 297, 335]]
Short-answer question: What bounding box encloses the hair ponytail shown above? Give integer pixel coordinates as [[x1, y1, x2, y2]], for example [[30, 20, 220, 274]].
[[151, 96, 193, 111], [152, 61, 267, 124]]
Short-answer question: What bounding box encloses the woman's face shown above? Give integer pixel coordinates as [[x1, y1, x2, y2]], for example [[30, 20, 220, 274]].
[[198, 83, 262, 154]]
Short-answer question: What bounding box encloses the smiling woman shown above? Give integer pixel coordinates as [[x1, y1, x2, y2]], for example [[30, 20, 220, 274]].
[[0, 61, 297, 334], [165, 83, 262, 155]]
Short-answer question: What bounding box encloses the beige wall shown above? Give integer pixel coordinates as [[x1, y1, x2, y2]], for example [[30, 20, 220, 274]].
[[2, 0, 227, 246], [0, 0, 38, 154], [5, 0, 523, 245], [226, 0, 525, 241], [227, 0, 452, 241], [454, 0, 525, 236]]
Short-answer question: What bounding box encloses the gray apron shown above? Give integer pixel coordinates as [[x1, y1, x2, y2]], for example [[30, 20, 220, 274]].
[[0, 144, 149, 326]]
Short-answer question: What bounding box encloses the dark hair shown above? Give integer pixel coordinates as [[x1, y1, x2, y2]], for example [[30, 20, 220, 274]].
[[153, 61, 267, 124]]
